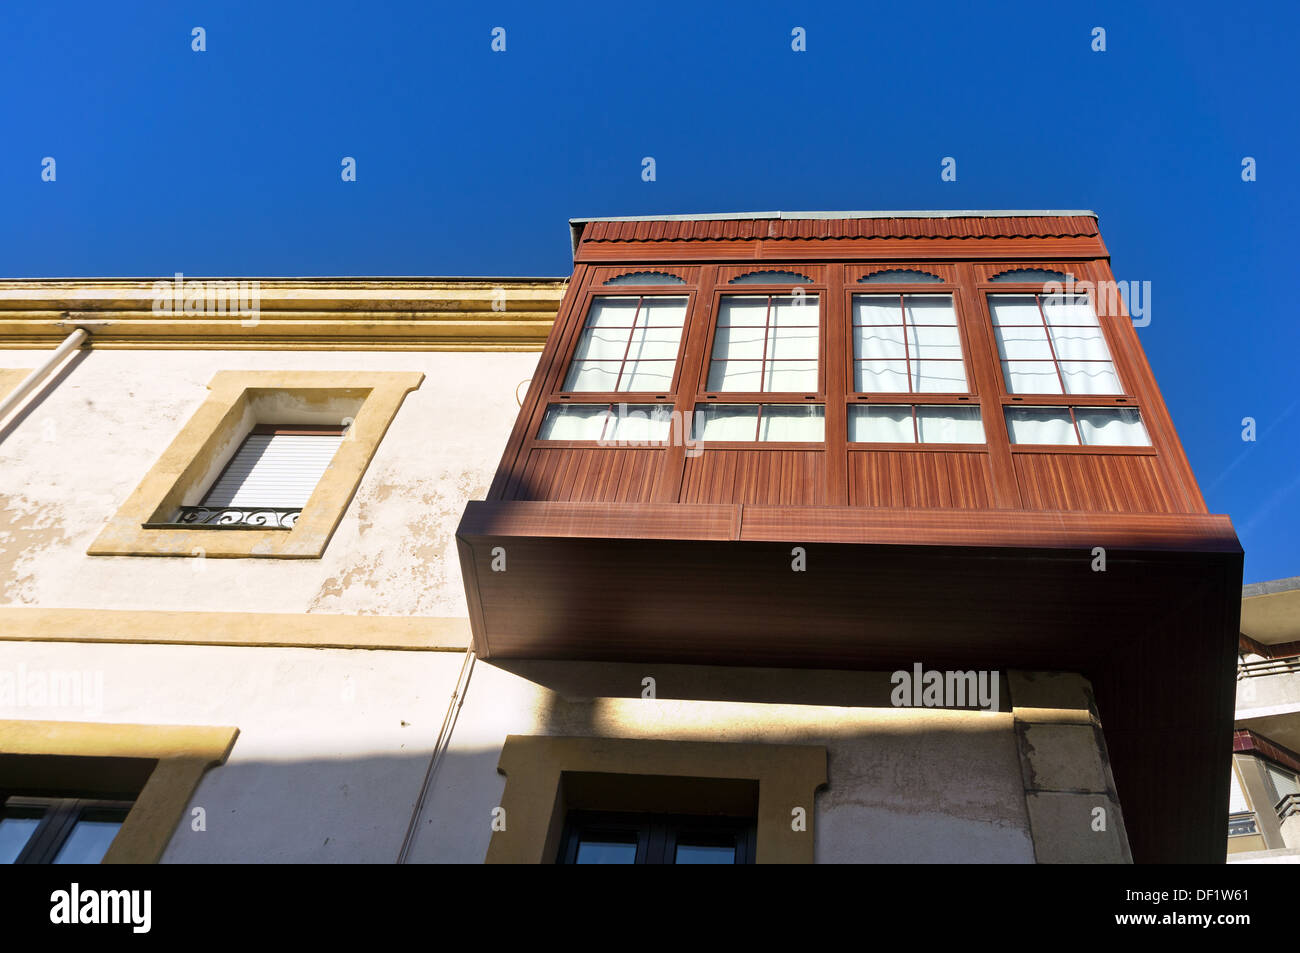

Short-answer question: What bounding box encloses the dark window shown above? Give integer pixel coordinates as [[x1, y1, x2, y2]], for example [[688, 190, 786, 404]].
[[558, 810, 755, 864], [1, 795, 132, 864]]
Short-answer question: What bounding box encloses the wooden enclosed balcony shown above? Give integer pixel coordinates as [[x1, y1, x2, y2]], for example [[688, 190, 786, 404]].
[[457, 211, 1243, 861]]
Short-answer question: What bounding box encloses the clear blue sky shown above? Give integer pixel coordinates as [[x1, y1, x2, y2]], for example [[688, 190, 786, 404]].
[[2, 1, 1296, 583]]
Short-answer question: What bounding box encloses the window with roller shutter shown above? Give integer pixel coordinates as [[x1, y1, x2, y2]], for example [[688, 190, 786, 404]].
[[173, 424, 346, 528]]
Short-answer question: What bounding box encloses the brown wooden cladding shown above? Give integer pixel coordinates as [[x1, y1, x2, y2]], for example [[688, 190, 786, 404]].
[[1012, 452, 1178, 513], [680, 450, 827, 505], [503, 447, 661, 503], [848, 450, 994, 509], [577, 215, 1100, 244]]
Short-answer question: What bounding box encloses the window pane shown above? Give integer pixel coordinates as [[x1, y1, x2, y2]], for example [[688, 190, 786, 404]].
[[693, 405, 759, 441], [625, 325, 682, 362], [1075, 408, 1149, 446], [848, 405, 915, 443], [855, 325, 906, 360], [538, 404, 611, 440], [636, 296, 689, 326], [853, 296, 901, 325], [994, 326, 1053, 361], [707, 361, 762, 392], [1002, 362, 1063, 394], [675, 843, 736, 864], [1041, 294, 1098, 326], [564, 362, 621, 391], [902, 295, 958, 326], [605, 405, 673, 443], [912, 361, 967, 392], [1005, 408, 1079, 445], [575, 840, 638, 864], [0, 812, 42, 864], [770, 294, 819, 326], [916, 406, 984, 443], [908, 325, 962, 360], [768, 323, 818, 361], [571, 327, 632, 363], [756, 405, 825, 441], [584, 297, 641, 328], [764, 361, 818, 391], [52, 818, 123, 865], [716, 296, 769, 326], [855, 361, 909, 392], [988, 295, 1043, 326], [1059, 362, 1122, 395], [1048, 326, 1110, 361]]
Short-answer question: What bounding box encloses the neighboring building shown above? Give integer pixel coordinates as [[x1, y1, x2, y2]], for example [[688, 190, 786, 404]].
[[1228, 577, 1300, 863], [0, 211, 1244, 864]]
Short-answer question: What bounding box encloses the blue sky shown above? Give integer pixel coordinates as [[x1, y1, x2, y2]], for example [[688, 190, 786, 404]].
[[1, 1, 1296, 582]]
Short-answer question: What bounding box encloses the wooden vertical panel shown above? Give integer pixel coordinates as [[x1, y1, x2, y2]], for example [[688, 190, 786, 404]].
[[656, 265, 718, 503], [824, 264, 849, 505], [954, 261, 1020, 508]]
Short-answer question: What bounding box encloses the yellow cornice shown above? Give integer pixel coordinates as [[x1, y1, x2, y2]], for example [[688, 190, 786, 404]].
[[0, 278, 566, 350]]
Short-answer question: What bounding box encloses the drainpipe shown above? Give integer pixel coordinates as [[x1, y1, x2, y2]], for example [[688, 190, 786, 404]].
[[0, 326, 91, 422]]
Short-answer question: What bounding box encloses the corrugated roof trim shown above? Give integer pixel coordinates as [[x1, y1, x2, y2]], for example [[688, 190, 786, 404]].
[[579, 215, 1099, 244]]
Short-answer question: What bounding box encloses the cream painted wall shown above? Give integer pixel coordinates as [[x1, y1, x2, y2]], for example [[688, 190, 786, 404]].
[[0, 348, 539, 617], [0, 640, 1036, 863]]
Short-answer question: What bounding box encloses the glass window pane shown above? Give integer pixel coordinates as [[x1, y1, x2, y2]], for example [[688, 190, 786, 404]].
[[1048, 325, 1111, 362], [848, 405, 915, 443], [605, 405, 673, 443], [912, 361, 967, 392], [693, 405, 759, 441], [764, 361, 818, 391], [584, 297, 641, 328], [571, 327, 632, 363], [902, 295, 958, 326], [908, 325, 962, 359], [538, 404, 611, 440], [1060, 362, 1122, 395], [1002, 362, 1063, 394], [995, 326, 1053, 361], [710, 326, 766, 362], [707, 361, 762, 392], [564, 362, 620, 391], [1005, 408, 1079, 445], [757, 405, 825, 441], [770, 294, 819, 326], [988, 295, 1043, 326], [674, 843, 736, 864], [620, 361, 676, 392], [915, 406, 984, 444], [1075, 408, 1150, 446], [625, 325, 683, 362], [0, 812, 43, 864], [1041, 294, 1098, 326], [856, 361, 909, 392], [575, 839, 638, 864], [767, 324, 818, 361], [636, 296, 689, 326], [716, 296, 769, 326], [53, 818, 123, 865], [853, 295, 902, 325], [855, 325, 906, 360]]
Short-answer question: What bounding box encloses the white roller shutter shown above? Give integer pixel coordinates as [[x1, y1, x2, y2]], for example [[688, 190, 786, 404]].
[[203, 431, 344, 509]]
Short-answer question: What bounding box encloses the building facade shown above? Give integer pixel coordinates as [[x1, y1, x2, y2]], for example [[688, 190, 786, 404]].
[[0, 211, 1248, 863]]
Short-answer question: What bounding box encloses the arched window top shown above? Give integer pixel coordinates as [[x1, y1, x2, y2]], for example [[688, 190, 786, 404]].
[[989, 267, 1073, 283], [857, 269, 944, 284], [729, 270, 813, 285], [603, 271, 686, 286]]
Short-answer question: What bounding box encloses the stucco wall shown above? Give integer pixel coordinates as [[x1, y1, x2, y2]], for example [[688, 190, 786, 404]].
[[0, 348, 539, 617], [0, 640, 1035, 863]]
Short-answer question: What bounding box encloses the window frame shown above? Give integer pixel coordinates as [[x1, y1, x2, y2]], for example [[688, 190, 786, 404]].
[[3, 795, 134, 864], [88, 370, 422, 558], [557, 810, 757, 865], [976, 280, 1155, 456], [843, 280, 987, 452]]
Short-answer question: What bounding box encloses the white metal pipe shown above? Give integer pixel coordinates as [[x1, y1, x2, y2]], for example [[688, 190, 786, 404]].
[[0, 328, 89, 422]]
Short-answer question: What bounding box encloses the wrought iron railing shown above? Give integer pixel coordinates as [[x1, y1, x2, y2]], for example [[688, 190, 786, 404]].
[[1278, 793, 1300, 821], [145, 506, 301, 529]]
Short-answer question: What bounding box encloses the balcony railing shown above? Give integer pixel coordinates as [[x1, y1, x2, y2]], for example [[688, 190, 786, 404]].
[[1238, 656, 1300, 680], [143, 506, 301, 530], [1279, 793, 1300, 821]]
